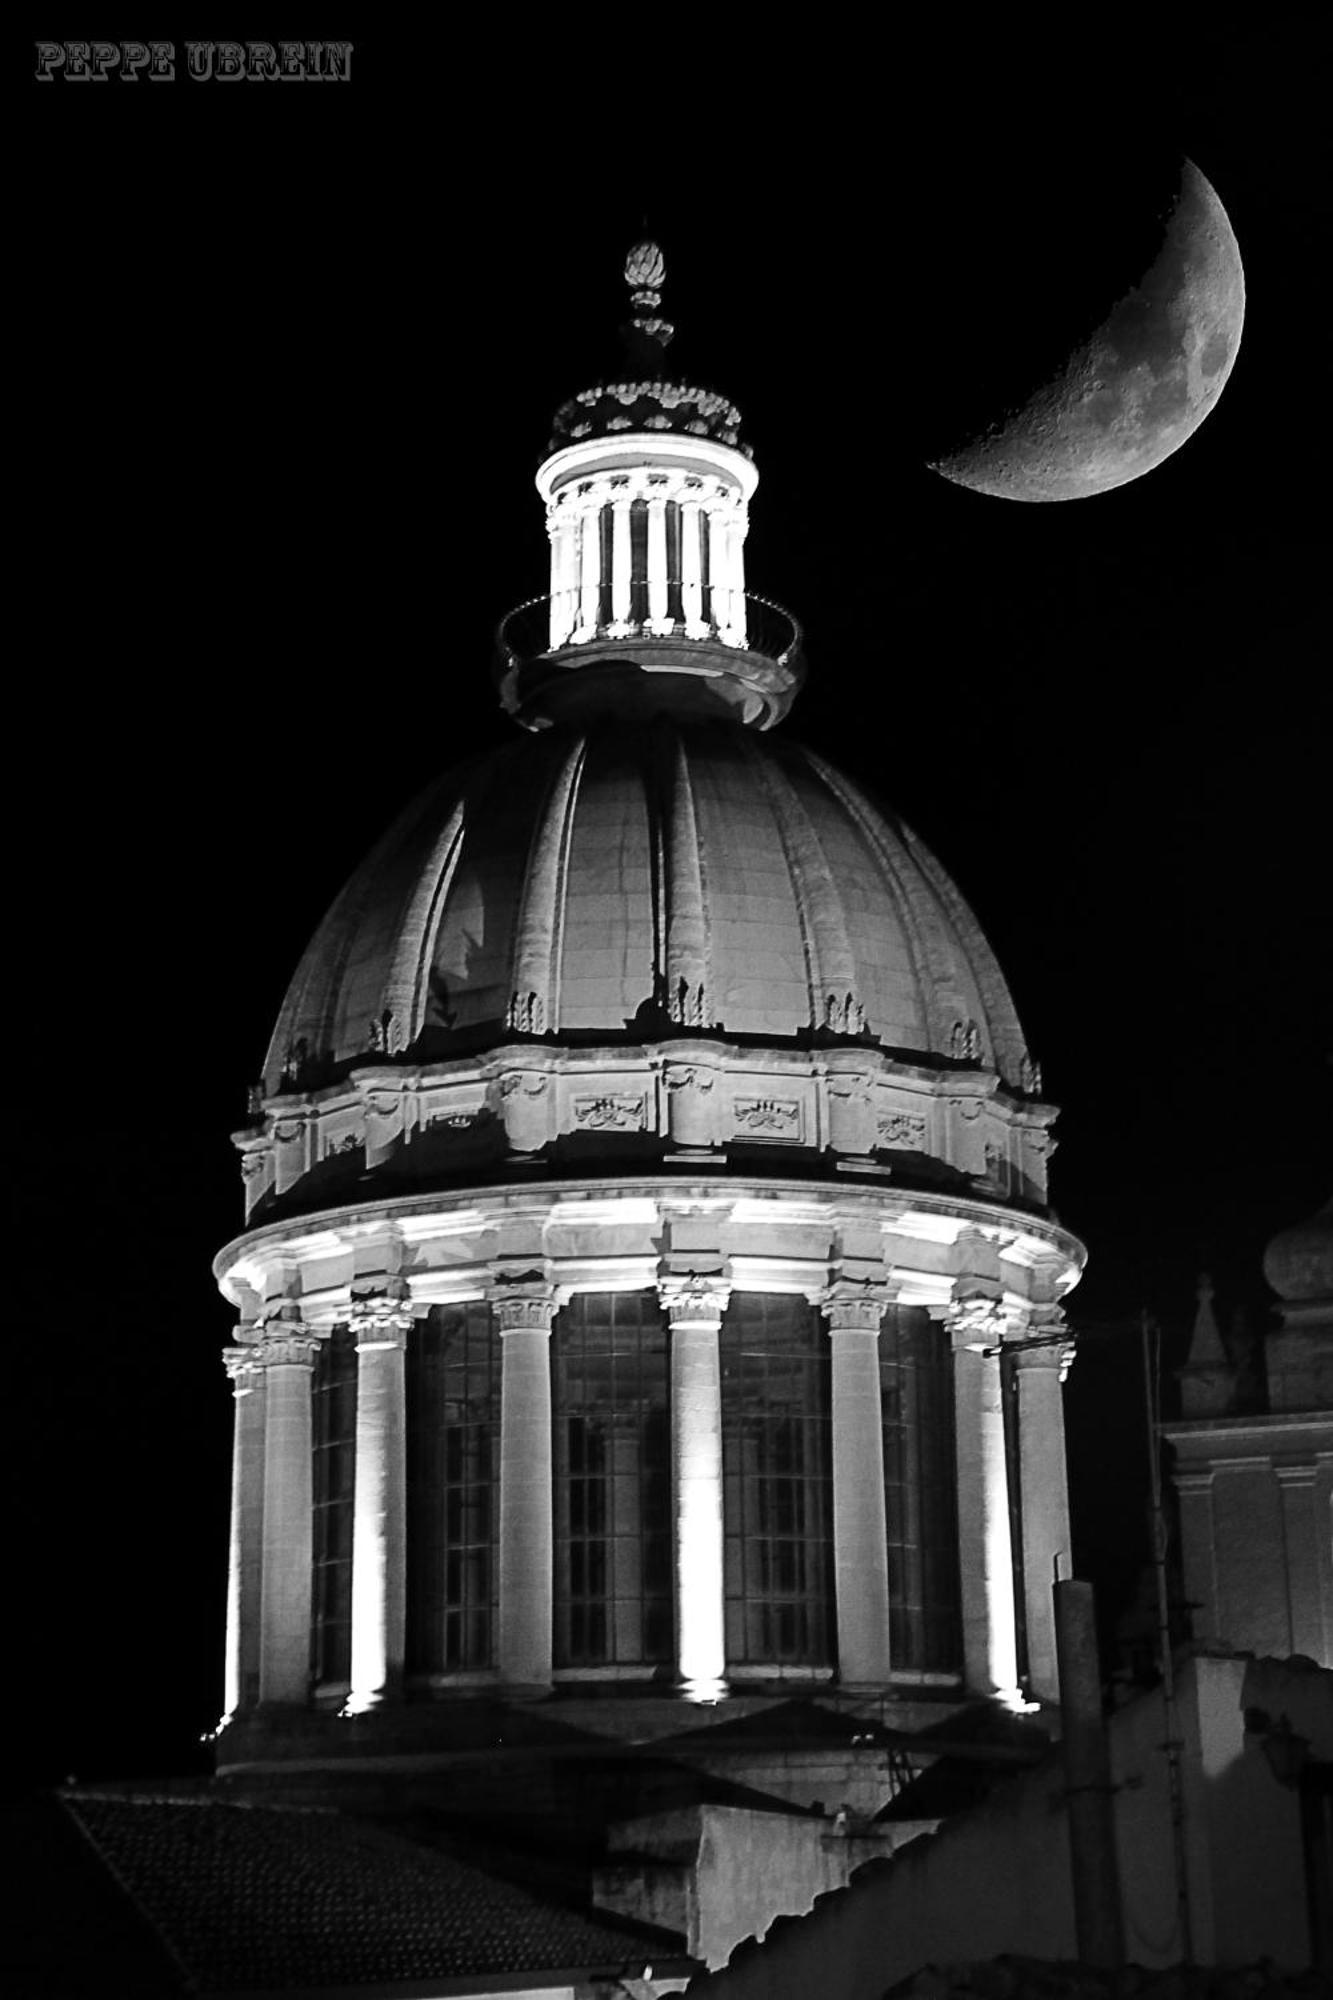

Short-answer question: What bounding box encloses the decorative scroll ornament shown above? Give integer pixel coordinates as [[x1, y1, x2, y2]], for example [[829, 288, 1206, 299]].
[[1020, 1053, 1043, 1096], [325, 1131, 362, 1158], [507, 990, 546, 1035], [349, 1282, 414, 1347], [668, 979, 710, 1029], [949, 1019, 982, 1062], [942, 1294, 1012, 1351], [665, 1067, 714, 1093], [365, 1009, 399, 1056], [573, 1093, 647, 1131], [878, 1111, 926, 1149], [824, 991, 866, 1036], [490, 1287, 559, 1335], [498, 1072, 548, 1098], [821, 1280, 894, 1333], [239, 1151, 267, 1180], [734, 1096, 801, 1136], [659, 1271, 731, 1328]]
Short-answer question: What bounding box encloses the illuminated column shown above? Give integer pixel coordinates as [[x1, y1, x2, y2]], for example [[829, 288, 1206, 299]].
[[256, 1323, 320, 1706], [946, 1299, 1020, 1701], [661, 1277, 730, 1700], [610, 493, 632, 630], [549, 509, 579, 647], [707, 507, 730, 637], [346, 1290, 413, 1714], [222, 1343, 266, 1720], [609, 1413, 644, 1661], [1014, 1320, 1074, 1704], [681, 498, 704, 634], [496, 1286, 558, 1688], [824, 1285, 893, 1686], [719, 507, 747, 645], [647, 490, 669, 632], [577, 500, 601, 639]]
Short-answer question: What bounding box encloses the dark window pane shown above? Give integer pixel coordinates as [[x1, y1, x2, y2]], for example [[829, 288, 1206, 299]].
[[880, 1306, 962, 1675], [721, 1294, 834, 1668], [553, 1293, 672, 1669], [310, 1325, 358, 1687], [406, 1304, 499, 1675]]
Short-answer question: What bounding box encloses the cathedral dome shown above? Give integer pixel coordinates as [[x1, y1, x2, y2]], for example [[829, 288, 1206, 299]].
[[264, 718, 1030, 1092], [1263, 1198, 1333, 1302]]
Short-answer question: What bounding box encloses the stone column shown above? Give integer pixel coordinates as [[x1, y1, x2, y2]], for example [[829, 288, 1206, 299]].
[[647, 492, 669, 631], [1014, 1320, 1075, 1704], [681, 498, 704, 633], [610, 494, 632, 630], [222, 1343, 266, 1720], [661, 1277, 730, 1700], [346, 1289, 413, 1714], [1174, 1467, 1220, 1647], [946, 1299, 1020, 1701], [255, 1323, 320, 1706], [823, 1285, 893, 1686], [577, 499, 601, 639], [495, 1286, 558, 1689]]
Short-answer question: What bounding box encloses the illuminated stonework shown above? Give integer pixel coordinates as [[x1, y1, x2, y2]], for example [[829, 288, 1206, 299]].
[[214, 241, 1087, 1791]]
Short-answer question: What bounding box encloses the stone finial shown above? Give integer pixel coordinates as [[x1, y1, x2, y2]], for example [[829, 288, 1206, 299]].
[[622, 238, 674, 357], [1179, 1271, 1235, 1418], [625, 239, 665, 302]]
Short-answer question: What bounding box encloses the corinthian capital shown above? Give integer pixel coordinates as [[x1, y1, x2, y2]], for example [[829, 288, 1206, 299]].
[[821, 1279, 894, 1334], [348, 1282, 415, 1349], [939, 1294, 1013, 1353], [489, 1284, 559, 1335], [658, 1272, 731, 1330]]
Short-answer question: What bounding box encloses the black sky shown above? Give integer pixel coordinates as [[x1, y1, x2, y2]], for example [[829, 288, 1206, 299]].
[[12, 28, 1328, 1786]]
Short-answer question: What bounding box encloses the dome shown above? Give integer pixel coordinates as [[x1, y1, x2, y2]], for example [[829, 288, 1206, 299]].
[[1263, 1198, 1333, 1302], [264, 718, 1030, 1092]]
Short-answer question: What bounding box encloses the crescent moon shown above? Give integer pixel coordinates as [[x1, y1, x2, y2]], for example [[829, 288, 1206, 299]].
[[930, 159, 1245, 502]]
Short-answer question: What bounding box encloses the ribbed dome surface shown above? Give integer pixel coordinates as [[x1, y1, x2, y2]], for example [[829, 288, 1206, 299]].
[[264, 721, 1029, 1092]]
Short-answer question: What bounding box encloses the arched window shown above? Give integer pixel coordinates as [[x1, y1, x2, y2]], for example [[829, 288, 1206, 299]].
[[311, 1325, 357, 1693], [880, 1307, 962, 1676], [553, 1293, 672, 1671], [407, 1304, 498, 1676], [722, 1294, 835, 1669]]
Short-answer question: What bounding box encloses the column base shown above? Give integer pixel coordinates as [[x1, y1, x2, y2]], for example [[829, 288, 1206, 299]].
[[678, 1676, 728, 1705]]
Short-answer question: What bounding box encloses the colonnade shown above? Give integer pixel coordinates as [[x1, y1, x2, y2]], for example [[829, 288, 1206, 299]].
[[545, 470, 749, 651], [222, 1284, 1072, 1721]]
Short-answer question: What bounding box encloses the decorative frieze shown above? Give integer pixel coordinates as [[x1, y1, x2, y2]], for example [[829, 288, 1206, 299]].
[[877, 1111, 926, 1150], [573, 1092, 647, 1132], [733, 1095, 801, 1139]]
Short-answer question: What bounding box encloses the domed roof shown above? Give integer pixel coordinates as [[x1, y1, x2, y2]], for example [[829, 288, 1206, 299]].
[[1263, 1198, 1333, 1302], [263, 719, 1031, 1097]]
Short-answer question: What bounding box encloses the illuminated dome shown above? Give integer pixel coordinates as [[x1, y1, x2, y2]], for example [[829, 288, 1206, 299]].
[[266, 721, 1030, 1087], [215, 242, 1085, 1841]]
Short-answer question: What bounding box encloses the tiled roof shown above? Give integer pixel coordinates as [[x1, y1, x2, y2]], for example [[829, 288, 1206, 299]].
[[45, 1790, 690, 1995]]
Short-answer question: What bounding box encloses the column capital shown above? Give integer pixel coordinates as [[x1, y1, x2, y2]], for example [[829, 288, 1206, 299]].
[[349, 1283, 415, 1350], [937, 1294, 1014, 1353], [821, 1280, 894, 1334], [658, 1273, 731, 1330], [252, 1305, 320, 1370], [489, 1282, 560, 1335], [223, 1342, 266, 1385], [1009, 1304, 1076, 1380]]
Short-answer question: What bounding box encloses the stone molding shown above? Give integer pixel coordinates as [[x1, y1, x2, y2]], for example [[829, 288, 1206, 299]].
[[489, 1285, 561, 1336], [216, 1178, 1084, 1347], [235, 1040, 1059, 1222]]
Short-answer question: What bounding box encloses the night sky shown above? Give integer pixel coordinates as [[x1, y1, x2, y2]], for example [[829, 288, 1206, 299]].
[[14, 30, 1326, 1788]]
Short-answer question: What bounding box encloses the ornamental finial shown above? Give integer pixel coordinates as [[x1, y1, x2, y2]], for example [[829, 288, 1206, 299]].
[[623, 238, 673, 357]]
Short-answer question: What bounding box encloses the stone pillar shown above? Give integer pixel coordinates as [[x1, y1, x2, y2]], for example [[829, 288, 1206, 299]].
[[549, 509, 579, 647], [823, 1285, 893, 1686], [946, 1300, 1020, 1700], [1174, 1467, 1220, 1646], [577, 500, 600, 639], [681, 498, 704, 633], [610, 495, 632, 630], [647, 492, 669, 632], [1014, 1322, 1075, 1704], [661, 1278, 730, 1700], [255, 1324, 320, 1706], [495, 1286, 558, 1689], [346, 1289, 413, 1714], [222, 1344, 266, 1719]]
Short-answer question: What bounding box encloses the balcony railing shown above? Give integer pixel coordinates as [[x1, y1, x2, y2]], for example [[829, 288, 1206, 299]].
[[495, 588, 804, 680]]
